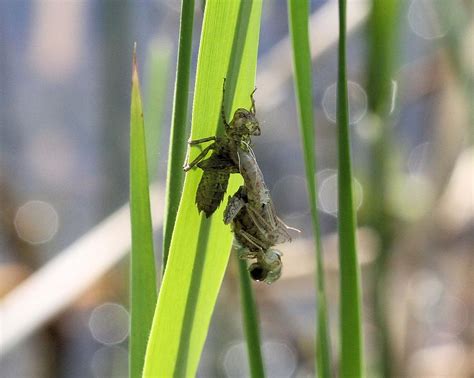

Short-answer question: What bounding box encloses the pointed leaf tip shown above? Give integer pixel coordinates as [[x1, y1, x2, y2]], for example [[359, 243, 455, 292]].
[[132, 43, 139, 85]]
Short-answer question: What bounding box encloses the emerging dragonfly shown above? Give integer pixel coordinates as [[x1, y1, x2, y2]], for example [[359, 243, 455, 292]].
[[183, 79, 259, 217], [184, 80, 296, 283]]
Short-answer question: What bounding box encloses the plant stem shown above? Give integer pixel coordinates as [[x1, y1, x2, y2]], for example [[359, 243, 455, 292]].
[[162, 0, 195, 273], [287, 0, 332, 376], [337, 0, 364, 376], [238, 257, 265, 378], [366, 0, 400, 375]]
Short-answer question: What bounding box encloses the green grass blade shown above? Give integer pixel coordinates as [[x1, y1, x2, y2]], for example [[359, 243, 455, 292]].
[[287, 1, 332, 377], [143, 1, 263, 376], [129, 50, 157, 378], [337, 1, 364, 376], [144, 41, 172, 180], [162, 0, 195, 272], [238, 257, 265, 377], [366, 1, 400, 376], [366, 1, 399, 116]]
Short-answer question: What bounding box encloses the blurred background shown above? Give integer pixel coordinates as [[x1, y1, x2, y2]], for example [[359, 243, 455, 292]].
[[0, 0, 472, 377]]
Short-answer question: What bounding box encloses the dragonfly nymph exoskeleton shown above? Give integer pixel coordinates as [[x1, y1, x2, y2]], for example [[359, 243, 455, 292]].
[[183, 79, 260, 217], [184, 80, 298, 283]]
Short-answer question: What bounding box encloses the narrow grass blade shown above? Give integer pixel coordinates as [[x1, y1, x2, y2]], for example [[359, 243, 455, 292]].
[[287, 1, 332, 377], [144, 40, 172, 180], [162, 0, 195, 272], [143, 1, 263, 376], [129, 49, 157, 378], [366, 1, 400, 376], [337, 1, 364, 376], [238, 257, 265, 377]]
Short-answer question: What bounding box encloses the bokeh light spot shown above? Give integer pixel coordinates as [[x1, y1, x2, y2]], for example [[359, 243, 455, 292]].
[[317, 170, 363, 215], [322, 81, 368, 125], [14, 200, 59, 244], [355, 113, 383, 142], [262, 341, 297, 377], [222, 342, 248, 378], [89, 303, 130, 345], [408, 0, 452, 40]]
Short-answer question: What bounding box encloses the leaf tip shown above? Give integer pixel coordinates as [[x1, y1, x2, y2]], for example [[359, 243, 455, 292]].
[[132, 42, 139, 85]]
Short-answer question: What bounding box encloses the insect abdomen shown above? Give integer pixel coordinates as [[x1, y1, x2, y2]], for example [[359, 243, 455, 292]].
[[196, 170, 230, 217]]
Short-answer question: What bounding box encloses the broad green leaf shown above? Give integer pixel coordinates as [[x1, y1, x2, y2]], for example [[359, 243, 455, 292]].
[[287, 0, 332, 376], [143, 1, 263, 376], [129, 50, 157, 378]]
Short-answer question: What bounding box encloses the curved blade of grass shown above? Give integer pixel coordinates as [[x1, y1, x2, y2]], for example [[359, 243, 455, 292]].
[[162, 0, 195, 272], [337, 1, 364, 376], [237, 256, 265, 377], [129, 49, 157, 378], [143, 1, 263, 376], [287, 1, 332, 376], [144, 40, 172, 180]]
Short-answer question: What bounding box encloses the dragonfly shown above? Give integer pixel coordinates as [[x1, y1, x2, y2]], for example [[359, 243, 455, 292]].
[[183, 79, 259, 217]]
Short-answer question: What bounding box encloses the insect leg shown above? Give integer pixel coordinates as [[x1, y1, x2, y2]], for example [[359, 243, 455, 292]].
[[245, 207, 279, 246], [188, 136, 216, 145], [183, 143, 216, 171], [238, 229, 267, 251], [250, 87, 257, 114], [221, 78, 229, 128], [262, 202, 278, 229], [223, 194, 245, 225], [246, 206, 273, 235], [248, 205, 292, 244], [261, 204, 293, 242]]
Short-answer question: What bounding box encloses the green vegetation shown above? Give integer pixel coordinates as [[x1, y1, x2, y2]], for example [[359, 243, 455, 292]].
[[287, 0, 332, 376], [129, 1, 368, 376], [337, 0, 364, 376], [129, 49, 157, 378], [141, 1, 263, 376], [162, 0, 195, 272]]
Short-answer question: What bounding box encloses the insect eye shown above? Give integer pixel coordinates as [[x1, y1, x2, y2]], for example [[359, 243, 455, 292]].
[[249, 264, 267, 281]]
